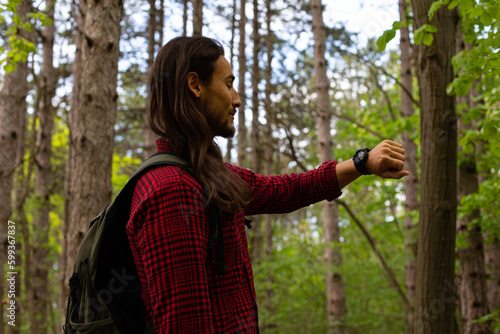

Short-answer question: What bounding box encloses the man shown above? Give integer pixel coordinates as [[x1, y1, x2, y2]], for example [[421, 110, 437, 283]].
[[126, 36, 409, 333]]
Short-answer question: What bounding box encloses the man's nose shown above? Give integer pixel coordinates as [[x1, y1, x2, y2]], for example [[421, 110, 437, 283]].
[[233, 90, 242, 108]]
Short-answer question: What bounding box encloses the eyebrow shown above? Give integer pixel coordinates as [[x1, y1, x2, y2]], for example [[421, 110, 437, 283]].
[[225, 75, 235, 82]]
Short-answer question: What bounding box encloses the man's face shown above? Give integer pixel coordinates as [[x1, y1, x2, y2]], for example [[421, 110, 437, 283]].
[[199, 56, 241, 138]]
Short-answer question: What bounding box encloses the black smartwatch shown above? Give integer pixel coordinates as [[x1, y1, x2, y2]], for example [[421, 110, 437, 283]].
[[353, 148, 372, 175]]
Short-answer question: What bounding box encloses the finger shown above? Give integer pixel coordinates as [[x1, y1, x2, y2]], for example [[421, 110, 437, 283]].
[[381, 170, 410, 179], [383, 144, 406, 156], [384, 157, 406, 171], [382, 139, 404, 149], [388, 151, 406, 162], [377, 143, 405, 156]]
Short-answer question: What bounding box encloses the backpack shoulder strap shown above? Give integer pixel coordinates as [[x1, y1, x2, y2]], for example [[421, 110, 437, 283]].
[[131, 152, 190, 180], [121, 152, 191, 200]]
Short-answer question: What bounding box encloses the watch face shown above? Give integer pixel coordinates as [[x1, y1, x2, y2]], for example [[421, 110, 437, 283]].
[[358, 151, 365, 160]]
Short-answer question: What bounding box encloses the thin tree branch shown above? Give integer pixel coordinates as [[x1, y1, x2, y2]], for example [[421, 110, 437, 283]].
[[355, 51, 420, 109], [335, 198, 413, 313], [369, 67, 396, 122], [270, 109, 310, 172], [336, 47, 420, 108], [330, 108, 386, 140]]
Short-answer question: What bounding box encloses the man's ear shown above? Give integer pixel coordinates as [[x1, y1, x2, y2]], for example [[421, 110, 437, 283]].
[[187, 72, 202, 98]]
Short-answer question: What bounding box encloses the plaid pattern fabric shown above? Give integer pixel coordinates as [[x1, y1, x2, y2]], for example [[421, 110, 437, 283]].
[[127, 139, 341, 333]]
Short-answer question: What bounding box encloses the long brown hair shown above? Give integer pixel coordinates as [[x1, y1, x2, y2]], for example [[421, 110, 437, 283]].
[[147, 36, 251, 214]]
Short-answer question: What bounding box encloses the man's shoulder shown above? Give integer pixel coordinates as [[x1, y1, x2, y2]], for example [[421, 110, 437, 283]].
[[134, 164, 202, 198]]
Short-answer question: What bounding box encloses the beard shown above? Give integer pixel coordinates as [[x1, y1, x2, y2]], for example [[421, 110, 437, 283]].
[[214, 121, 235, 138], [203, 106, 236, 138]]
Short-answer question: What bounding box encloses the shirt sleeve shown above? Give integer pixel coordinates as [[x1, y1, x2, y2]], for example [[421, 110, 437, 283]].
[[226, 161, 342, 216], [133, 172, 215, 333]]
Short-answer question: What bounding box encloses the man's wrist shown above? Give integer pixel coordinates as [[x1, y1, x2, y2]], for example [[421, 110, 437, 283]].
[[353, 148, 372, 175]]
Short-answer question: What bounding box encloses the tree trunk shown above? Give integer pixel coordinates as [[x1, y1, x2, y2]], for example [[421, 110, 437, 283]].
[[0, 1, 31, 332], [474, 106, 500, 322], [250, 0, 262, 262], [264, 0, 273, 260], [482, 203, 500, 319], [237, 0, 248, 168], [145, 0, 158, 158], [263, 0, 274, 310], [62, 0, 122, 322], [455, 23, 491, 334], [410, 1, 458, 333], [182, 0, 188, 36], [32, 0, 56, 331], [399, 0, 419, 332], [6, 25, 30, 334], [225, 0, 237, 163], [158, 0, 164, 48], [192, 0, 203, 36], [310, 0, 347, 332], [60, 0, 86, 318]]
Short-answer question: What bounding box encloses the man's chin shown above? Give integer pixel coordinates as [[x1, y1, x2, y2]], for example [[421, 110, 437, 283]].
[[218, 126, 236, 139]]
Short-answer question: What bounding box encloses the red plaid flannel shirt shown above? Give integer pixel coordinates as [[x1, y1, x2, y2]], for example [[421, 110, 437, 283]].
[[127, 139, 342, 333]]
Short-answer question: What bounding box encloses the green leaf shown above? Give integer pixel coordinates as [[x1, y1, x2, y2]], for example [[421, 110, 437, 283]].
[[414, 27, 424, 45], [488, 6, 498, 20], [446, 83, 455, 95], [12, 52, 22, 62], [376, 29, 396, 51], [480, 11, 493, 26], [448, 0, 458, 9], [429, 0, 444, 20], [376, 36, 387, 52], [392, 21, 403, 30], [4, 62, 16, 73], [42, 17, 53, 26], [13, 14, 21, 25], [423, 33, 434, 46], [405, 118, 413, 132], [459, 0, 473, 12], [425, 24, 438, 33]]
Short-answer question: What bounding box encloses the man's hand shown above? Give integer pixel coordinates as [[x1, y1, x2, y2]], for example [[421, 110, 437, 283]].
[[366, 140, 409, 179]]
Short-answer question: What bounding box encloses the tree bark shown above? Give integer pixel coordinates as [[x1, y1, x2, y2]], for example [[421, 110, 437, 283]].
[[0, 1, 31, 332], [263, 0, 274, 310], [310, 0, 347, 332], [60, 0, 86, 318], [482, 210, 500, 320], [455, 23, 491, 334], [182, 0, 188, 36], [250, 0, 262, 262], [192, 0, 203, 36], [399, 0, 419, 332], [225, 0, 238, 163], [62, 0, 123, 322], [410, 1, 458, 333], [158, 0, 164, 48], [16, 105, 39, 332], [237, 0, 248, 168], [32, 0, 56, 331], [264, 0, 273, 259], [145, 0, 158, 158]]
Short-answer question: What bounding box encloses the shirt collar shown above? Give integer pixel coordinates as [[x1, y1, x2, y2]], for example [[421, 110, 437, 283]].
[[155, 138, 174, 153]]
